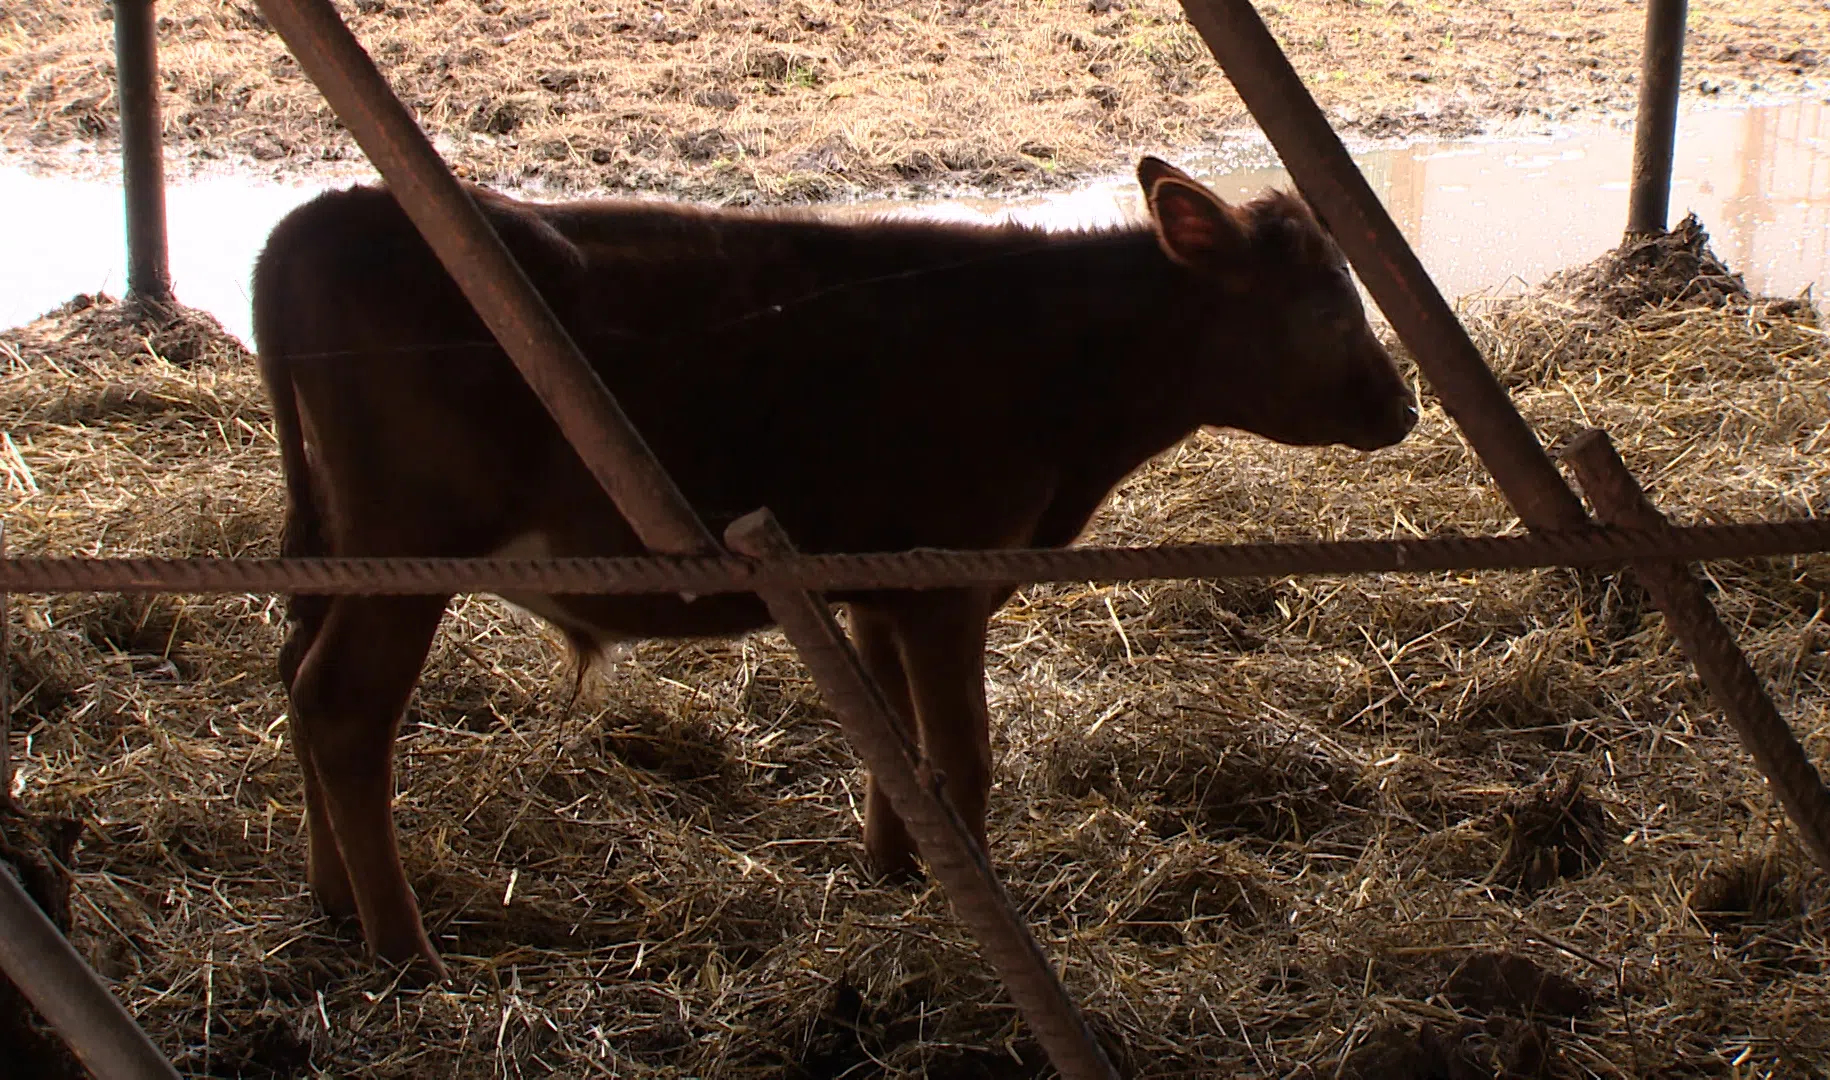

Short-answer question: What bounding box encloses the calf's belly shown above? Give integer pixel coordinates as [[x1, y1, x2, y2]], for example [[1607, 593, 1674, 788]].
[[487, 532, 774, 650]]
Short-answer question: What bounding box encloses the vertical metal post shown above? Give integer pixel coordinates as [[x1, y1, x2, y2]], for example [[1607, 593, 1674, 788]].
[[0, 522, 10, 813], [1174, 0, 1591, 532], [1627, 0, 1689, 236], [114, 0, 174, 307], [1564, 431, 1830, 872]]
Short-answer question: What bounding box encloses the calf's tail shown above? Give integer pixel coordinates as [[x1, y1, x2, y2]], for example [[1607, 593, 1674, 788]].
[[250, 205, 331, 636]]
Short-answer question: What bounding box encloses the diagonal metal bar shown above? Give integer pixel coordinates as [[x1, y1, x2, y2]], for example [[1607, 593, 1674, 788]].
[[726, 511, 1119, 1080], [1176, 0, 1589, 531], [0, 518, 1827, 596], [249, 3, 1119, 1074], [252, 0, 715, 557], [4, 518, 179, 1079], [0, 858, 179, 1079], [1564, 431, 1830, 871], [1175, 0, 1830, 876], [1, 523, 11, 812]]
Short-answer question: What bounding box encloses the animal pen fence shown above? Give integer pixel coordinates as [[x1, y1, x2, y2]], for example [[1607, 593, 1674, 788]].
[[1, 0, 1828, 1077]]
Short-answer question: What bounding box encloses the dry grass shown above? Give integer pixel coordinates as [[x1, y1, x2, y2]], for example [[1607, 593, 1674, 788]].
[[0, 221, 1827, 1076], [4, 0, 1827, 201]]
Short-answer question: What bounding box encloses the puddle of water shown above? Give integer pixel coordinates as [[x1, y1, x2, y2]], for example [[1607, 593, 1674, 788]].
[[0, 167, 340, 344], [850, 100, 1830, 305], [3, 100, 1826, 345]]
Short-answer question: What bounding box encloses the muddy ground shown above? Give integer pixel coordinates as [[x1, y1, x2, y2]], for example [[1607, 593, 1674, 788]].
[[4, 0, 1828, 201]]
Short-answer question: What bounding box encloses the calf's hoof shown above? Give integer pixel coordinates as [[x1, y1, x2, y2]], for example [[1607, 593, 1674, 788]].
[[375, 940, 451, 986], [365, 918, 451, 985], [865, 814, 923, 884], [309, 878, 359, 921], [392, 952, 452, 988], [864, 812, 995, 883], [868, 847, 926, 885]]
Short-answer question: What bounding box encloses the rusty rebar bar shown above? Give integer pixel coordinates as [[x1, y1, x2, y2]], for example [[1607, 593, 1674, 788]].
[[1564, 431, 1830, 872], [0, 861, 179, 1079], [726, 510, 1120, 1080], [1627, 0, 1689, 236], [251, 0, 715, 557], [113, 0, 173, 308], [1175, 0, 1589, 532], [0, 518, 1825, 597]]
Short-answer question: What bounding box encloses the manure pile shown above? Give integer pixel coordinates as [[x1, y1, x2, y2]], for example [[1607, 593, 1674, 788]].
[[0, 222, 1825, 1076]]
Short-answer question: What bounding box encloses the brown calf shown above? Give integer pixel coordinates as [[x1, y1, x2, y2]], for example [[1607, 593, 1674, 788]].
[[251, 157, 1416, 978]]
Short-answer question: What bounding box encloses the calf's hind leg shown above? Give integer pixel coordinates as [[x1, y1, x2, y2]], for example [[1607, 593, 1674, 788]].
[[278, 596, 356, 919], [286, 593, 450, 976]]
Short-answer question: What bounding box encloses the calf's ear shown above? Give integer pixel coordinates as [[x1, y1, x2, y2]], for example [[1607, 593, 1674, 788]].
[[1137, 157, 1250, 270], [1137, 155, 1198, 193]]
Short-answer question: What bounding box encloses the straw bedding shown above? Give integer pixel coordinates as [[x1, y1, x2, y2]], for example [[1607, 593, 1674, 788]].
[[0, 220, 1825, 1076]]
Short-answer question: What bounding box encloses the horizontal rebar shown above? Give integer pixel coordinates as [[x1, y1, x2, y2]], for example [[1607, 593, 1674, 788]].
[[0, 520, 1824, 597]]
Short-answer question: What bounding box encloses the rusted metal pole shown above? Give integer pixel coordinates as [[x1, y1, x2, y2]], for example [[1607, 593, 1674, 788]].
[[0, 862, 179, 1079], [250, 0, 716, 557], [0, 522, 11, 813], [1174, 0, 1589, 532], [1627, 0, 1688, 236], [0, 514, 171, 1074], [113, 0, 173, 307], [726, 510, 1120, 1080], [1564, 430, 1830, 872]]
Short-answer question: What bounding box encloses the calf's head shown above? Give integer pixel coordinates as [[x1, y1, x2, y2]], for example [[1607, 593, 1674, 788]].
[[1139, 156, 1417, 452]]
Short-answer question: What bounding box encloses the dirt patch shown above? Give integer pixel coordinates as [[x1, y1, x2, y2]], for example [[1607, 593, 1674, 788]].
[[3, 1, 1826, 201], [1, 291, 249, 372], [1492, 771, 1615, 894], [1544, 212, 1767, 319], [0, 222, 1826, 1074], [1444, 951, 1596, 1021], [1339, 1018, 1558, 1080]]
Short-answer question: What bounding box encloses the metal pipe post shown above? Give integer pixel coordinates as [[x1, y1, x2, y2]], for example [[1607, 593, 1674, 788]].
[[727, 511, 1120, 1080], [114, 0, 173, 307], [1564, 430, 1830, 872], [1627, 0, 1689, 235], [0, 861, 179, 1079], [251, 0, 716, 556], [1175, 0, 1589, 531], [0, 523, 10, 813]]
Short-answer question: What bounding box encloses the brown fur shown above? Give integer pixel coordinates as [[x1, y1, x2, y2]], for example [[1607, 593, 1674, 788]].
[[251, 156, 1416, 976]]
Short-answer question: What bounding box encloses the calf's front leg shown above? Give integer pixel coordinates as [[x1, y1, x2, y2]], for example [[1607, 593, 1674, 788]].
[[849, 592, 996, 877], [849, 605, 921, 879]]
